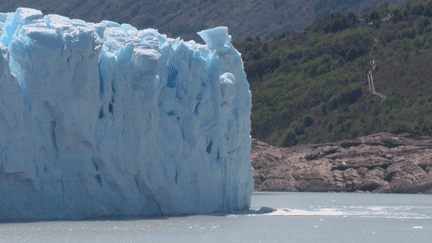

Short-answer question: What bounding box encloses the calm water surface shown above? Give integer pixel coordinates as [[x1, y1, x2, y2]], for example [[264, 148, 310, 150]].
[[1, 192, 431, 243]]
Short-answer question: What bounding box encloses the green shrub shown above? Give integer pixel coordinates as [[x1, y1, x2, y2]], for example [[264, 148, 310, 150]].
[[290, 120, 299, 128], [303, 115, 315, 127], [425, 8, 432, 17], [307, 63, 319, 77], [372, 20, 380, 29], [417, 97, 427, 105], [359, 113, 365, 123], [314, 44, 326, 56], [403, 9, 410, 21], [320, 102, 328, 116], [277, 32, 287, 40], [244, 42, 253, 51], [390, 121, 414, 134], [330, 11, 350, 33], [252, 50, 263, 60], [406, 3, 412, 12], [262, 42, 270, 52], [413, 39, 422, 48], [279, 129, 297, 147], [392, 9, 402, 23], [295, 124, 305, 135], [339, 119, 353, 133], [339, 84, 363, 105], [324, 24, 331, 34], [396, 31, 403, 39], [338, 56, 345, 66], [329, 95, 339, 110], [409, 28, 417, 39], [287, 50, 303, 60], [366, 10, 380, 23], [418, 18, 431, 35], [385, 33, 395, 44], [270, 130, 281, 144], [414, 115, 432, 135], [347, 11, 359, 27], [350, 121, 365, 138], [327, 122, 335, 132], [412, 3, 425, 16], [244, 57, 281, 79], [322, 54, 332, 64]]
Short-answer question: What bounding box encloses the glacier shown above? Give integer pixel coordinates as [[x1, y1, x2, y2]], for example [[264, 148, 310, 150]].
[[0, 8, 253, 221]]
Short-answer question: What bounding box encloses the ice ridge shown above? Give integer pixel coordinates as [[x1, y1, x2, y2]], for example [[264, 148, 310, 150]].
[[0, 8, 253, 221]]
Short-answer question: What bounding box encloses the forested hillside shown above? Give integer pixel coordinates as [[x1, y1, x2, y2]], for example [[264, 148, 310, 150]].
[[233, 0, 432, 147], [0, 0, 409, 44]]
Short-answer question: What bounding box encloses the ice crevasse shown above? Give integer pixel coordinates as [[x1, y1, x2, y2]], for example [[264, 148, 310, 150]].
[[0, 8, 253, 221]]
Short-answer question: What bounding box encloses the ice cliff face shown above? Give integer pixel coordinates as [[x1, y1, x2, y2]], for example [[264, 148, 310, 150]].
[[0, 8, 253, 221]]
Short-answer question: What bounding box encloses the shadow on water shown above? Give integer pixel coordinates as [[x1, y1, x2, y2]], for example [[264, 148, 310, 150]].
[[0, 207, 276, 225]]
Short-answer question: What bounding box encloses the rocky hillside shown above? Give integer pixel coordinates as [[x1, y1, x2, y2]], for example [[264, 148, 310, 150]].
[[0, 0, 411, 44], [252, 132, 432, 193]]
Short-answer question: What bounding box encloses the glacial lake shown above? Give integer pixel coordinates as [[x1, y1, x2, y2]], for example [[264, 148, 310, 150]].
[[1, 192, 431, 243]]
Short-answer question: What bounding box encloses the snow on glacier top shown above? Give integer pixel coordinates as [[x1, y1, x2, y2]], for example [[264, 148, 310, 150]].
[[0, 8, 253, 221]]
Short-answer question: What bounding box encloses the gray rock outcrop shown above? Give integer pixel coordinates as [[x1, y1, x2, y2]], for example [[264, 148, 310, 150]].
[[252, 132, 432, 193]]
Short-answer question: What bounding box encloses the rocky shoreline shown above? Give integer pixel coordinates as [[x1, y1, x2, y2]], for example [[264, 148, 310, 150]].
[[251, 132, 432, 194]]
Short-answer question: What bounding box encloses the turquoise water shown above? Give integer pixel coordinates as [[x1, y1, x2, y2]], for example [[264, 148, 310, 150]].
[[1, 192, 431, 242]]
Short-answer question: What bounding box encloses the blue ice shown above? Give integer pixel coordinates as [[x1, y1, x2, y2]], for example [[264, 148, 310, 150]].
[[0, 7, 253, 221]]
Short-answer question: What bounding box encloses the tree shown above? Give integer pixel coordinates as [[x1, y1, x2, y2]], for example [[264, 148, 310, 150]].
[[372, 20, 380, 29], [324, 24, 331, 34], [287, 50, 303, 61], [320, 103, 328, 116], [383, 1, 390, 8], [262, 42, 269, 52], [327, 122, 335, 132], [392, 9, 401, 23], [406, 3, 412, 11], [339, 84, 363, 104], [346, 46, 365, 62], [329, 95, 339, 110], [412, 3, 425, 16], [418, 18, 430, 35], [251, 50, 263, 60], [330, 11, 350, 33], [347, 11, 359, 27], [310, 13, 332, 34], [280, 129, 297, 147], [303, 115, 315, 127], [424, 7, 432, 17], [402, 9, 410, 21], [366, 10, 380, 23]]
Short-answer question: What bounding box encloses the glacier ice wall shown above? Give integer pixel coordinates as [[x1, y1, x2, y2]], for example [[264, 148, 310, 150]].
[[0, 8, 253, 221]]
